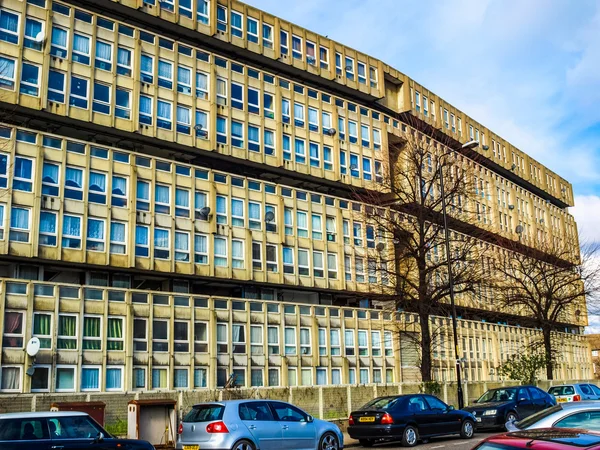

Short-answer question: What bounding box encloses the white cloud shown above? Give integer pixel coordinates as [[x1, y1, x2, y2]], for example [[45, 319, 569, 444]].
[[572, 195, 600, 243]]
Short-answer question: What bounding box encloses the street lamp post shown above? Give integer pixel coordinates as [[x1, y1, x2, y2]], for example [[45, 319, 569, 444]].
[[438, 139, 479, 409]]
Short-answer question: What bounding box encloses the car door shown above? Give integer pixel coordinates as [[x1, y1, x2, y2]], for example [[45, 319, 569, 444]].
[[528, 388, 549, 412], [49, 416, 115, 450], [0, 417, 52, 450], [588, 384, 600, 400], [239, 401, 282, 450], [580, 385, 595, 400], [406, 395, 434, 437], [269, 402, 315, 450], [515, 388, 536, 418], [423, 395, 455, 435]]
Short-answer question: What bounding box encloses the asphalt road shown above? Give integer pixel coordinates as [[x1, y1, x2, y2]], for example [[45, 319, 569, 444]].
[[345, 430, 499, 449]]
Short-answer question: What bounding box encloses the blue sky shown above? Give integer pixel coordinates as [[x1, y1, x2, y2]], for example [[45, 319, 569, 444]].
[[247, 0, 600, 328], [247, 0, 600, 242]]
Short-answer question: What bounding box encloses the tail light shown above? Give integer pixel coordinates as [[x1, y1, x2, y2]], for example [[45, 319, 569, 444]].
[[178, 423, 183, 435], [348, 415, 354, 425], [381, 413, 394, 425], [573, 395, 581, 402], [206, 421, 229, 433]]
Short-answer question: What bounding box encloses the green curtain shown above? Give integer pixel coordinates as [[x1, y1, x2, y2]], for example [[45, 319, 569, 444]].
[[107, 318, 123, 350], [83, 317, 101, 350], [58, 316, 77, 350], [33, 314, 51, 348]]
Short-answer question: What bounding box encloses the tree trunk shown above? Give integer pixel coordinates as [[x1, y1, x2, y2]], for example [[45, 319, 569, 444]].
[[542, 328, 553, 380], [420, 310, 432, 382]]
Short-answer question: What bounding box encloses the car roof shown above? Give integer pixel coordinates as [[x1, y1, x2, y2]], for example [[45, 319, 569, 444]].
[[192, 399, 293, 407], [555, 401, 600, 410], [0, 411, 89, 419], [551, 384, 592, 388], [485, 429, 600, 449]]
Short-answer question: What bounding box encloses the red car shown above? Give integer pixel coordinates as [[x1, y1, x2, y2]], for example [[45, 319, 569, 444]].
[[474, 429, 600, 450]]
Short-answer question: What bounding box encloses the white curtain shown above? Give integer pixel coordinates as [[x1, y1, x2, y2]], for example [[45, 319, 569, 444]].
[[95, 41, 112, 61], [73, 34, 90, 55], [40, 212, 57, 234], [176, 188, 189, 207], [177, 106, 190, 125], [117, 47, 131, 66], [87, 218, 104, 239], [154, 229, 169, 248], [112, 176, 126, 195], [89, 172, 106, 193], [155, 185, 170, 204], [52, 26, 67, 47], [0, 367, 19, 390], [62, 215, 81, 237], [157, 100, 171, 120], [110, 222, 126, 243], [158, 60, 172, 79]]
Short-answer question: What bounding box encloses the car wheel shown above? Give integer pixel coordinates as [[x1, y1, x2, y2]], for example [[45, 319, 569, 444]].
[[319, 432, 340, 450], [359, 439, 375, 447], [460, 420, 475, 439], [402, 425, 419, 447], [505, 412, 518, 430], [232, 439, 255, 450]]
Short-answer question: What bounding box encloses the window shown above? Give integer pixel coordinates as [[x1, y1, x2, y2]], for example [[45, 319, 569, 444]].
[[345, 56, 355, 80], [158, 59, 173, 89], [320, 46, 329, 69], [384, 331, 393, 356], [247, 17, 258, 43], [86, 218, 105, 251], [152, 368, 168, 389], [197, 0, 209, 24], [157, 99, 172, 130], [0, 56, 15, 90], [72, 33, 90, 64], [216, 5, 227, 31], [24, 17, 43, 51], [294, 103, 305, 127], [32, 313, 52, 349], [49, 26, 68, 58], [154, 228, 170, 259], [56, 366, 76, 392], [95, 40, 112, 71], [262, 23, 273, 48], [87, 171, 106, 204], [106, 367, 123, 391], [344, 330, 355, 356], [296, 211, 308, 238], [348, 121, 358, 144], [91, 82, 111, 115], [173, 231, 189, 262], [284, 327, 296, 355], [295, 138, 306, 164], [155, 184, 170, 214], [358, 330, 369, 356], [131, 227, 149, 260], [2, 311, 24, 348], [152, 320, 169, 352], [355, 257, 365, 283], [132, 318, 147, 352], [231, 120, 244, 147], [176, 105, 191, 135], [231, 10, 243, 37], [327, 253, 338, 279], [69, 75, 88, 108], [353, 222, 363, 246], [360, 369, 369, 384], [292, 35, 302, 59], [298, 249, 310, 276], [358, 62, 367, 84], [247, 87, 260, 115], [116, 47, 132, 76], [140, 54, 153, 83], [329, 329, 341, 356], [30, 365, 50, 392], [283, 246, 294, 274], [212, 236, 227, 266], [231, 82, 243, 110], [62, 166, 83, 201], [20, 63, 40, 96], [57, 315, 77, 350], [82, 316, 101, 350], [109, 221, 126, 254], [132, 367, 145, 389], [0, 9, 18, 44]]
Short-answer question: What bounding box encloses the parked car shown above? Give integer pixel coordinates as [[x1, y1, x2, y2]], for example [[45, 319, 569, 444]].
[[473, 428, 600, 450], [0, 411, 155, 450], [347, 394, 476, 447], [176, 400, 343, 450], [506, 402, 600, 432], [549, 384, 600, 403], [463, 385, 556, 429]]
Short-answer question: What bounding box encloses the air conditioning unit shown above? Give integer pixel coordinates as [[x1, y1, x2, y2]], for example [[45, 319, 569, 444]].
[[326, 233, 336, 242]]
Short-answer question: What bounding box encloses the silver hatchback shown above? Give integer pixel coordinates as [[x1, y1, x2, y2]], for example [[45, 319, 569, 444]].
[[176, 400, 343, 450]]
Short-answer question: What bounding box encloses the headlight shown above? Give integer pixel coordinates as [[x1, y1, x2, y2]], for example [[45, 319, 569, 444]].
[[483, 410, 497, 416]]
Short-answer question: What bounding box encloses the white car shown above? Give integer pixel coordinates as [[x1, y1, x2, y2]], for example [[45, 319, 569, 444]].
[[548, 384, 600, 403]]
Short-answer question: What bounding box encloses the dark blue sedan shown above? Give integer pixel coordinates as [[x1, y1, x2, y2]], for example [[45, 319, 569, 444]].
[[348, 394, 476, 447]]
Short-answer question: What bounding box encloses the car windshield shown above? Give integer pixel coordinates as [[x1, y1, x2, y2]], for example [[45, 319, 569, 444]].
[[361, 397, 401, 410], [476, 443, 523, 450], [549, 386, 575, 396], [513, 405, 563, 429], [477, 388, 517, 403], [183, 405, 224, 422]]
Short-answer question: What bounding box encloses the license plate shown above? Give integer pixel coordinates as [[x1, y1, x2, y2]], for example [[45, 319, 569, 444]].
[[359, 416, 375, 422], [476, 417, 482, 422], [557, 398, 567, 403], [183, 446, 199, 450]]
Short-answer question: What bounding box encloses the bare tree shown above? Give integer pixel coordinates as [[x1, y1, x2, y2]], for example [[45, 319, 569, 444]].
[[351, 131, 489, 381], [493, 238, 600, 379]]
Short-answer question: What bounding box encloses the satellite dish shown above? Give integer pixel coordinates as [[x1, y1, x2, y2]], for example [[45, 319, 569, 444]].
[[33, 31, 45, 43], [515, 225, 523, 235], [26, 337, 41, 357], [194, 124, 203, 131], [376, 242, 385, 252], [264, 211, 275, 223], [198, 206, 211, 220], [350, 164, 358, 171], [327, 128, 336, 136]]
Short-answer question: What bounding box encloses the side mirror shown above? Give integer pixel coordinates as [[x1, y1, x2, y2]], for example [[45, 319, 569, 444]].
[[306, 415, 314, 423], [447, 405, 455, 411], [518, 398, 527, 402], [93, 432, 104, 443]]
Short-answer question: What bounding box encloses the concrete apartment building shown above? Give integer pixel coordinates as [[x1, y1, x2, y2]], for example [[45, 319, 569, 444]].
[[0, 0, 591, 397]]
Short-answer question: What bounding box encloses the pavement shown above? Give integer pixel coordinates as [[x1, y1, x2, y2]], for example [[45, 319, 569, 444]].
[[343, 430, 498, 449]]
